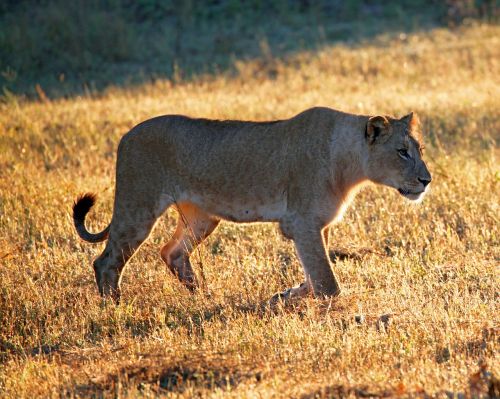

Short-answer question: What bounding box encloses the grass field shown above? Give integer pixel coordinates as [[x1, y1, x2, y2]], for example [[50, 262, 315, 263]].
[[0, 22, 499, 397]]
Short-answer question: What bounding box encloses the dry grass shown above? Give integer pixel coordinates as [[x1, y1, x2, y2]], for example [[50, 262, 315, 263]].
[[0, 23, 499, 398]]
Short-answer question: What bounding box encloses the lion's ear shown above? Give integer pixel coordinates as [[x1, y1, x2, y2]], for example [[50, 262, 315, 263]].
[[401, 112, 421, 137], [366, 115, 390, 144], [401, 112, 419, 128]]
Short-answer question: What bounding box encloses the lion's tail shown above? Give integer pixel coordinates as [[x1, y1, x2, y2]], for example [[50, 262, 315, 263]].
[[73, 193, 110, 243]]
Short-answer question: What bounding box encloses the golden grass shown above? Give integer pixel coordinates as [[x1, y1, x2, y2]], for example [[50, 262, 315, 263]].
[[0, 23, 499, 398]]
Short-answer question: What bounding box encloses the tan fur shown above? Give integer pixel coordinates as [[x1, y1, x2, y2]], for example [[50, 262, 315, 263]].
[[73, 107, 431, 303]]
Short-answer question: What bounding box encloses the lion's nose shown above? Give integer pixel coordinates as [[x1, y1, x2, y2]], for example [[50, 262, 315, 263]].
[[418, 177, 431, 187]]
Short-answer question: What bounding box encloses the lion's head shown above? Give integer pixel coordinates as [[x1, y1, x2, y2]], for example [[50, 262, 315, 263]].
[[364, 112, 431, 202]]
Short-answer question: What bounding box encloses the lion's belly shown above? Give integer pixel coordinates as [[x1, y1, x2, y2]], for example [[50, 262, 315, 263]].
[[182, 193, 287, 223]]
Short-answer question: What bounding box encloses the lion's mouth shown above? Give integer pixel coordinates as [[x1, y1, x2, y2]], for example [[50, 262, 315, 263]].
[[397, 188, 425, 200]]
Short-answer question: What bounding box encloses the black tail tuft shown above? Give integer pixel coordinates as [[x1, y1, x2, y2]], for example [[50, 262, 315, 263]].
[[73, 193, 97, 223], [72, 192, 110, 243]]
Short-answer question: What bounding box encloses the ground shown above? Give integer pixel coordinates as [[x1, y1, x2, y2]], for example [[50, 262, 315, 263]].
[[0, 23, 498, 398]]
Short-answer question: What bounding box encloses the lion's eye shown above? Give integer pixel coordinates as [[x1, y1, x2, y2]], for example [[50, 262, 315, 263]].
[[398, 149, 410, 159]]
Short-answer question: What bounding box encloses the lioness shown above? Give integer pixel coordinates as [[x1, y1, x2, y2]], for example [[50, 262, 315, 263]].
[[73, 107, 431, 303]]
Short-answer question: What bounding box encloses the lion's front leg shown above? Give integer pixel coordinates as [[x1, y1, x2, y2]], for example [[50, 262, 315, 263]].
[[270, 219, 341, 305], [292, 226, 341, 298]]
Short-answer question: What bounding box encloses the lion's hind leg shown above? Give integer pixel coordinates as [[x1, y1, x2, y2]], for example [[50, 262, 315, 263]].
[[92, 189, 170, 302], [93, 214, 159, 302], [161, 202, 219, 291]]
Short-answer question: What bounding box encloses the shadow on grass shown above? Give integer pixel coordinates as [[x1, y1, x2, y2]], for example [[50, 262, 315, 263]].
[[75, 353, 264, 395], [300, 384, 402, 398], [329, 246, 389, 263], [1, 1, 495, 99], [300, 363, 500, 398]]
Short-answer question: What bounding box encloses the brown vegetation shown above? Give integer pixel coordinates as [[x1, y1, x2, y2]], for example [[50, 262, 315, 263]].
[[0, 23, 498, 397]]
